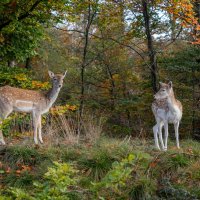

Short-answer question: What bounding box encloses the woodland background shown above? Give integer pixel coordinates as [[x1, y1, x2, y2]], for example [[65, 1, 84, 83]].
[[1, 0, 200, 199], [0, 0, 200, 137]]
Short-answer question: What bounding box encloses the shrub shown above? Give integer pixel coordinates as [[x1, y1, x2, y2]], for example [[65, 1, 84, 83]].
[[7, 162, 81, 200], [91, 153, 152, 199], [0, 66, 50, 90]]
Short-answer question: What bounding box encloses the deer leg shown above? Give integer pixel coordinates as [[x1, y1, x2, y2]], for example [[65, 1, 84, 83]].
[[33, 113, 39, 145], [38, 115, 43, 144], [0, 109, 13, 145], [0, 121, 5, 145], [153, 124, 160, 150], [158, 122, 165, 150], [174, 121, 180, 149], [164, 121, 169, 151]]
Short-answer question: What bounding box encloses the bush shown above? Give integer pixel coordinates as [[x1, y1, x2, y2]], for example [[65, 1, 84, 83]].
[[7, 162, 81, 200], [0, 66, 50, 90]]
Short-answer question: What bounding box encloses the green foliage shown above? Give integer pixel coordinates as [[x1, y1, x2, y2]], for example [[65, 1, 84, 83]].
[[78, 149, 114, 181], [91, 152, 152, 199], [4, 171, 34, 188], [32, 162, 79, 200], [7, 162, 81, 200], [129, 176, 156, 200], [0, 113, 31, 137], [1, 138, 200, 199], [7, 188, 33, 200], [169, 153, 190, 169], [0, 66, 50, 90], [92, 154, 135, 194], [0, 20, 44, 62], [0, 0, 67, 62]]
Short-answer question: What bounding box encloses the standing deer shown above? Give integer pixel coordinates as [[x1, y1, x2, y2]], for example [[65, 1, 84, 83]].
[[152, 81, 182, 151], [0, 70, 67, 145]]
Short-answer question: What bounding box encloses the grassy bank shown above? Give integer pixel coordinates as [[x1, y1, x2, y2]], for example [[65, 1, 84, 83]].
[[0, 137, 200, 199]]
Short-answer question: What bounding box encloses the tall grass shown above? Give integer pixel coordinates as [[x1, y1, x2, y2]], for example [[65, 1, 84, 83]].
[[44, 113, 103, 146]]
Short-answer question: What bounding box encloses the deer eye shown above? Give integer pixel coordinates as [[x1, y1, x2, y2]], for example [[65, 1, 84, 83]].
[[162, 89, 165, 92]]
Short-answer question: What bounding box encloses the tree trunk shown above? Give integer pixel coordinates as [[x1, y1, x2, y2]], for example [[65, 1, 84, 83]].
[[25, 57, 32, 69], [105, 62, 116, 111], [79, 3, 96, 118], [192, 0, 200, 139], [169, 13, 176, 41], [142, 0, 158, 93]]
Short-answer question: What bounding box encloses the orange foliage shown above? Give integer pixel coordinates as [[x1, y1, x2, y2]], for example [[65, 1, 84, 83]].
[[50, 104, 77, 115], [31, 81, 50, 90], [164, 0, 200, 44]]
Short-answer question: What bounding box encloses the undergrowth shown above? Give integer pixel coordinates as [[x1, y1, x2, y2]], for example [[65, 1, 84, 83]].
[[0, 138, 200, 199]]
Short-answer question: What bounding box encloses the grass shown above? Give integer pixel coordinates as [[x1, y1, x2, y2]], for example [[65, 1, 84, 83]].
[[1, 145, 43, 167], [0, 137, 200, 199]]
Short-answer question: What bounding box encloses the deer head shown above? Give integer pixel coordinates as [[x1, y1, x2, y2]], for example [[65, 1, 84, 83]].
[[48, 70, 67, 91], [154, 81, 173, 100]]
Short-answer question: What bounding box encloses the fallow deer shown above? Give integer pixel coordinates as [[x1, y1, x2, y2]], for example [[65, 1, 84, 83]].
[[0, 70, 67, 145], [152, 81, 182, 151]]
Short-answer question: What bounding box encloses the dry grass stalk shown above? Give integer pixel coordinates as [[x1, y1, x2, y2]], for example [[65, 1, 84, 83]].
[[82, 115, 103, 143], [44, 114, 79, 146], [43, 112, 103, 145]]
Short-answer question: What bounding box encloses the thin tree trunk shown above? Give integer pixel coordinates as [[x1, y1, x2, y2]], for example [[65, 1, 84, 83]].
[[25, 57, 31, 69], [122, 81, 132, 129], [105, 62, 116, 111], [192, 65, 195, 136], [192, 1, 200, 137], [79, 2, 96, 118], [142, 0, 158, 93], [169, 13, 176, 41], [100, 30, 116, 111]]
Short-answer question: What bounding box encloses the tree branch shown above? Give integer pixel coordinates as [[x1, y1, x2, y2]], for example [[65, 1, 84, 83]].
[[54, 26, 146, 60], [0, 0, 42, 32]]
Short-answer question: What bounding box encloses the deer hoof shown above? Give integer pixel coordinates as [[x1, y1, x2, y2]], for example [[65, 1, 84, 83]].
[[34, 139, 38, 145], [39, 139, 44, 144], [155, 145, 161, 151]]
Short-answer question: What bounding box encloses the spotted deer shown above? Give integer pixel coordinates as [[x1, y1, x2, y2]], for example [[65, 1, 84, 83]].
[[0, 70, 67, 145], [152, 81, 182, 151]]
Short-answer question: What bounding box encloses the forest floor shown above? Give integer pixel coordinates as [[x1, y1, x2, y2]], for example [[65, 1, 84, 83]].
[[0, 136, 200, 199]]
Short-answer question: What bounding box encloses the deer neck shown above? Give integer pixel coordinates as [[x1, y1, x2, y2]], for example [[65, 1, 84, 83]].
[[166, 89, 177, 112], [46, 85, 61, 105]]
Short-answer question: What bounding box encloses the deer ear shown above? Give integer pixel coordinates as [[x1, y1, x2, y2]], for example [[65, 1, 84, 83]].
[[159, 82, 163, 87], [48, 70, 55, 78], [168, 81, 172, 88], [63, 70, 67, 78]]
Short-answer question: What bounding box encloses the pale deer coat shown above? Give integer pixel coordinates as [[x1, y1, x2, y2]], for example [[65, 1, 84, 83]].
[[0, 70, 67, 145], [152, 82, 182, 151]]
